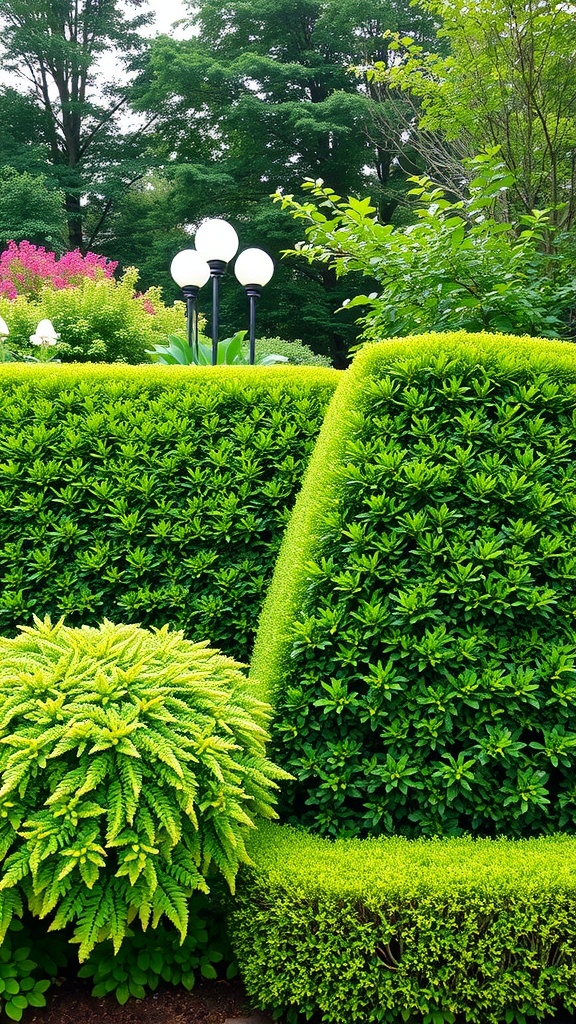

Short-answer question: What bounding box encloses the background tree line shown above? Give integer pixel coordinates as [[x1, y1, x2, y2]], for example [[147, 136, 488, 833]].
[[0, 0, 574, 361]]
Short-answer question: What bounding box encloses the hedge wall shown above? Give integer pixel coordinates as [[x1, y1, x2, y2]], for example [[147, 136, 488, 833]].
[[0, 363, 338, 663], [229, 822, 576, 1024], [250, 332, 576, 837]]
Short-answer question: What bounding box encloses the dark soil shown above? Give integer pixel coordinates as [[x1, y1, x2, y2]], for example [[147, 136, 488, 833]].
[[27, 977, 271, 1024]]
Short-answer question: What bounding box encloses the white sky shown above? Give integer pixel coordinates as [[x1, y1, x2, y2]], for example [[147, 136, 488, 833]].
[[148, 0, 190, 35]]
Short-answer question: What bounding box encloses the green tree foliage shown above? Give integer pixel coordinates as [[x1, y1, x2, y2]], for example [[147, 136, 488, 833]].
[[274, 152, 576, 340], [252, 333, 576, 838], [378, 0, 576, 228], [133, 0, 439, 360], [0, 0, 153, 249], [0, 169, 67, 251], [0, 617, 288, 959]]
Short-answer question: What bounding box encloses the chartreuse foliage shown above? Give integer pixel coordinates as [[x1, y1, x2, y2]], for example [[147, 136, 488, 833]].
[[0, 617, 288, 962], [229, 822, 576, 1024], [0, 363, 337, 663], [251, 332, 576, 838]]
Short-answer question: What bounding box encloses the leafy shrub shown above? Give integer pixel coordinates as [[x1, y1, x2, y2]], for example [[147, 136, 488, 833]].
[[252, 332, 576, 838], [255, 337, 333, 367], [0, 240, 116, 301], [0, 267, 186, 364], [274, 151, 576, 341], [0, 918, 64, 1021], [79, 894, 236, 1003], [0, 617, 288, 960], [0, 363, 337, 663], [229, 821, 576, 1024]]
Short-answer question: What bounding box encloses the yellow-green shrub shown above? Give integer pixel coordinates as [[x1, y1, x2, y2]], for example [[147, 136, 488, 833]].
[[0, 269, 186, 364], [229, 821, 576, 1024]]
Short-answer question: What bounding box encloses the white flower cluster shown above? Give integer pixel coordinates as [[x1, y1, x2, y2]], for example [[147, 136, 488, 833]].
[[30, 318, 60, 346]]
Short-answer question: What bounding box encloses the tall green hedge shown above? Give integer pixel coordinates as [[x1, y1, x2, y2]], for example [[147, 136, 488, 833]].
[[0, 364, 338, 663], [251, 332, 576, 837], [229, 822, 576, 1024]]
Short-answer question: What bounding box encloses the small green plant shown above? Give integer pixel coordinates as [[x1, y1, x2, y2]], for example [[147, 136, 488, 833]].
[[0, 918, 66, 1021], [0, 617, 288, 960], [79, 894, 236, 1003], [147, 330, 288, 366]]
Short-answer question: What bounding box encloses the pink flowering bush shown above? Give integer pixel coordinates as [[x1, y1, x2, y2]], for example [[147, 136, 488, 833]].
[[0, 240, 117, 302]]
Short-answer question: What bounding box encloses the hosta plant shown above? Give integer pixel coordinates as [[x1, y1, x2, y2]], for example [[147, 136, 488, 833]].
[[147, 330, 288, 366], [0, 617, 288, 960]]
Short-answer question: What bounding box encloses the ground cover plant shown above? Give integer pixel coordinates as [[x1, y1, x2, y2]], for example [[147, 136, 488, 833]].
[[230, 821, 576, 1024], [251, 331, 576, 838], [0, 362, 337, 663], [0, 617, 287, 989]]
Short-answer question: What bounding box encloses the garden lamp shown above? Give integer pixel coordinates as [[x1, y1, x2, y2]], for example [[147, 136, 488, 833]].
[[170, 249, 211, 359], [194, 219, 239, 365], [234, 248, 275, 365], [0, 316, 8, 338]]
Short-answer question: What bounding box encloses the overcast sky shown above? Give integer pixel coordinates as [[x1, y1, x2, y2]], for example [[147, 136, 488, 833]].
[[145, 0, 190, 37]]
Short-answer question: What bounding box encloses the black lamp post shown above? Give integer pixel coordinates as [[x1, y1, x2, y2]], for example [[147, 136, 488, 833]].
[[234, 248, 275, 365], [194, 218, 240, 366], [170, 220, 275, 366], [170, 249, 211, 360]]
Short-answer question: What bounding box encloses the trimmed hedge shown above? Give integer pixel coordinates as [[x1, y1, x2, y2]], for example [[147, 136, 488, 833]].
[[229, 821, 576, 1024], [0, 363, 338, 662], [251, 332, 576, 837]]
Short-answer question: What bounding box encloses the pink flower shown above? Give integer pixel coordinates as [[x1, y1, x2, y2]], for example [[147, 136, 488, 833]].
[[0, 241, 118, 301]]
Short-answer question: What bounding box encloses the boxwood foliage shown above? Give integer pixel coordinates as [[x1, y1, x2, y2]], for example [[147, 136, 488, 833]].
[[0, 617, 288, 960], [251, 332, 576, 838], [0, 363, 337, 663], [229, 821, 576, 1024]]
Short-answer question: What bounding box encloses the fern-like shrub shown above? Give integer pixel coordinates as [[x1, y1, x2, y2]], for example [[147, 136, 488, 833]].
[[0, 362, 338, 662], [0, 268, 186, 364], [251, 332, 576, 838], [0, 617, 287, 961]]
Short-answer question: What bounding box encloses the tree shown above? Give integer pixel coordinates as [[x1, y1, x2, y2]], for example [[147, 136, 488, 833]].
[[0, 0, 154, 249], [0, 167, 67, 249], [379, 0, 576, 230], [132, 0, 440, 360]]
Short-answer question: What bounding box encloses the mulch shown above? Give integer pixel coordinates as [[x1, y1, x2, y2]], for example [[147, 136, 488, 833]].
[[27, 977, 273, 1024]]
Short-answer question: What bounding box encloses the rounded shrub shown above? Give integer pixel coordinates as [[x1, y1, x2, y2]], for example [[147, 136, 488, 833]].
[[251, 332, 576, 839], [0, 617, 288, 960], [255, 337, 333, 367]]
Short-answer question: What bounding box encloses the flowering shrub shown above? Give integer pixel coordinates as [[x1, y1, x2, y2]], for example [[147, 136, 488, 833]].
[[0, 268, 187, 364], [0, 241, 117, 302]]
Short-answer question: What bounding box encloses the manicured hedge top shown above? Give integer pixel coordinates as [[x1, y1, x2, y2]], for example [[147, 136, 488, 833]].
[[0, 363, 339, 663], [251, 332, 576, 837], [245, 820, 576, 897]]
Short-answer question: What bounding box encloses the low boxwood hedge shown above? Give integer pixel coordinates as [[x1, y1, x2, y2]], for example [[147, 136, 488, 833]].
[[251, 332, 576, 837], [0, 363, 338, 662], [229, 821, 576, 1024]]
